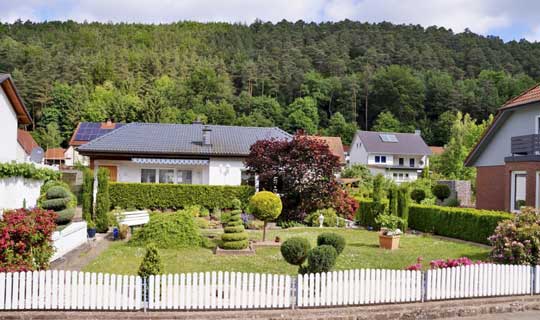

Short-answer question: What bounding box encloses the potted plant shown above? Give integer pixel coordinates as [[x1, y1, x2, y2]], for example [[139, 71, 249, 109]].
[[375, 214, 404, 250], [87, 220, 97, 239]]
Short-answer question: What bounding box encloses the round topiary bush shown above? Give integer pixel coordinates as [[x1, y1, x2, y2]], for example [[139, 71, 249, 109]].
[[249, 191, 282, 241], [281, 237, 311, 266], [306, 245, 338, 274], [130, 211, 202, 249], [410, 188, 426, 204], [432, 184, 451, 202], [220, 209, 249, 250], [317, 233, 346, 255]]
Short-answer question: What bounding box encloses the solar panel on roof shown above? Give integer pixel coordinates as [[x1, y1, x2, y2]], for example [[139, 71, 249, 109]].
[[380, 134, 398, 143]]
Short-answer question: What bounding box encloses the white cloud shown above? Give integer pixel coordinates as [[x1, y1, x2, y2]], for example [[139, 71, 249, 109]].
[[1, 0, 540, 41]]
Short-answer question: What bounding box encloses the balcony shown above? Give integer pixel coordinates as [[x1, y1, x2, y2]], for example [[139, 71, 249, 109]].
[[505, 134, 540, 162]]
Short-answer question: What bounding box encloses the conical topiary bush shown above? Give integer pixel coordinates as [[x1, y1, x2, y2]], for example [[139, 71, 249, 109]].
[[220, 200, 249, 250], [41, 185, 75, 225]]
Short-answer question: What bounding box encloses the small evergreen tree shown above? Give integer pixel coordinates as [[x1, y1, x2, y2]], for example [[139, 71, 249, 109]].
[[95, 168, 110, 233], [397, 185, 410, 230], [388, 184, 399, 216], [82, 168, 94, 221], [372, 174, 384, 203], [221, 199, 249, 250], [138, 243, 163, 278], [248, 191, 282, 242]]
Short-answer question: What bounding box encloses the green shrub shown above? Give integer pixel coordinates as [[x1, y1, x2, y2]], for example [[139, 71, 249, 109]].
[[410, 189, 426, 204], [409, 204, 512, 244], [39, 180, 77, 208], [278, 221, 306, 229], [355, 200, 387, 230], [220, 209, 249, 250], [109, 183, 254, 210], [56, 208, 76, 225], [305, 208, 338, 227], [95, 168, 110, 233], [130, 211, 202, 248], [388, 184, 399, 216], [194, 217, 210, 229], [40, 183, 76, 225], [281, 237, 311, 266], [82, 168, 94, 221], [46, 186, 70, 199], [317, 233, 346, 255], [200, 207, 210, 217], [305, 245, 338, 274], [397, 185, 410, 230], [432, 184, 451, 201], [185, 205, 201, 217], [138, 243, 163, 278], [42, 198, 70, 211], [249, 191, 282, 242], [246, 220, 265, 230], [220, 211, 231, 224], [0, 162, 60, 181]]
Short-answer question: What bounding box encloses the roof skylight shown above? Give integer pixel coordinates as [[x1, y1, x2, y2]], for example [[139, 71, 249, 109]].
[[379, 134, 398, 143]]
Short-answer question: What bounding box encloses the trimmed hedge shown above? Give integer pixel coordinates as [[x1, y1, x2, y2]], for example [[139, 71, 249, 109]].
[[408, 204, 512, 244], [109, 183, 255, 210], [355, 200, 387, 230]]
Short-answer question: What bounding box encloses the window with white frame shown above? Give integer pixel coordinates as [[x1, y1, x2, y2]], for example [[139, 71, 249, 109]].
[[141, 168, 193, 184], [141, 169, 157, 183], [374, 155, 387, 163], [177, 170, 193, 184], [511, 171, 527, 212], [159, 169, 175, 184]]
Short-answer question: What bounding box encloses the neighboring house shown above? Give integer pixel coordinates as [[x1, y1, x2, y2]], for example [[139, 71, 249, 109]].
[[67, 120, 125, 167], [348, 130, 432, 183], [16, 129, 40, 162], [77, 123, 292, 186], [307, 136, 346, 166], [44, 148, 66, 165], [465, 84, 540, 212], [0, 74, 33, 163]]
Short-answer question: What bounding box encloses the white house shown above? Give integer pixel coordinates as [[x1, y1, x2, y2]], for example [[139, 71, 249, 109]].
[[349, 130, 432, 183], [77, 122, 292, 186]]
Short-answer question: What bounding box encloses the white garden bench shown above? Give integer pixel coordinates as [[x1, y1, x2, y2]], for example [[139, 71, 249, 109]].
[[116, 210, 149, 227]]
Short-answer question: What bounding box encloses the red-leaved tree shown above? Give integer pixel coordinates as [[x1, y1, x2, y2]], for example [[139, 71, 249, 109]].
[[245, 134, 358, 221], [0, 208, 57, 272]]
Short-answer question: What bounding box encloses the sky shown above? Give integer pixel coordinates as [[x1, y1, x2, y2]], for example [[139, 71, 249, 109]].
[[1, 0, 539, 42]]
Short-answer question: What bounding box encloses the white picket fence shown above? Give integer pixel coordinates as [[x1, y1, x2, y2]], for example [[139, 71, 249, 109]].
[[0, 265, 538, 311], [0, 270, 141, 310], [148, 272, 292, 309], [426, 264, 532, 300], [297, 269, 422, 307]]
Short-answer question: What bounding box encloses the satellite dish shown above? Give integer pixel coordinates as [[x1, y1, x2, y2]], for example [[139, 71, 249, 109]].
[[29, 147, 44, 163]]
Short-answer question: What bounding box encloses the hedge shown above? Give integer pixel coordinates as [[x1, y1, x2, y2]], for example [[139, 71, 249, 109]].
[[0, 162, 60, 181], [109, 183, 255, 210], [355, 200, 387, 230], [408, 204, 512, 244]]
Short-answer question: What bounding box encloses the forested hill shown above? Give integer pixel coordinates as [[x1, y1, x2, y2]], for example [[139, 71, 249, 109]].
[[1, 20, 540, 148]]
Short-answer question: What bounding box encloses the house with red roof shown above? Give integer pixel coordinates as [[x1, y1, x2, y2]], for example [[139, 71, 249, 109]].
[[16, 129, 40, 162], [465, 84, 540, 212]]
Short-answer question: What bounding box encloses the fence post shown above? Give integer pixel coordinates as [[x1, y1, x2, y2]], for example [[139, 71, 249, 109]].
[[421, 271, 427, 302]]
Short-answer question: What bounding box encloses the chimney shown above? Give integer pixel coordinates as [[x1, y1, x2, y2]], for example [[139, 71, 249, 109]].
[[192, 116, 203, 125], [414, 129, 421, 136], [202, 126, 212, 145], [101, 119, 115, 129]]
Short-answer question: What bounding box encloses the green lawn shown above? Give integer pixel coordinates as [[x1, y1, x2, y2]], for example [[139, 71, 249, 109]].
[[83, 228, 490, 275]]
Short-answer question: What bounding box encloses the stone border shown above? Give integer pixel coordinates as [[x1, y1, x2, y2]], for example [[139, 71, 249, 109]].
[[214, 245, 256, 256], [2, 295, 540, 319], [251, 240, 281, 248]]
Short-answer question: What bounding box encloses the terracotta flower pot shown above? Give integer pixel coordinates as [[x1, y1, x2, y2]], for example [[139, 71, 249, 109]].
[[379, 232, 400, 250]]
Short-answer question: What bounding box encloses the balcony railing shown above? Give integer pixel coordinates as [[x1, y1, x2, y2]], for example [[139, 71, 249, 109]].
[[511, 134, 540, 156]]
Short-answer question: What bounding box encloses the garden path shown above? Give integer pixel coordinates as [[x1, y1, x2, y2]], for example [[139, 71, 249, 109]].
[[50, 232, 112, 271]]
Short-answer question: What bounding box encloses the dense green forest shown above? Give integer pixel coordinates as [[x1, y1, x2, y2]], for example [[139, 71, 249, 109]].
[[1, 20, 540, 148]]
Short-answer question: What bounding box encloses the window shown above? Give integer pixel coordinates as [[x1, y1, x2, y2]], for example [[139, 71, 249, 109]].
[[141, 169, 156, 183], [379, 134, 398, 142], [241, 170, 255, 186], [381, 156, 386, 163], [177, 170, 193, 184], [375, 156, 380, 163], [399, 158, 404, 166], [512, 171, 527, 212], [159, 169, 175, 184], [409, 158, 415, 167], [393, 173, 397, 177]]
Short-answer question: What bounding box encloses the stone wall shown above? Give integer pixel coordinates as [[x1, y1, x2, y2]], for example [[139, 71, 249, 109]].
[[438, 179, 473, 207]]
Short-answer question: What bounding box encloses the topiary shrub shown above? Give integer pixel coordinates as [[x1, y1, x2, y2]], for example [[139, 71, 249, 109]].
[[432, 184, 451, 202], [410, 189, 426, 204], [220, 207, 249, 250], [40, 185, 75, 225], [95, 168, 111, 233], [317, 233, 346, 255], [82, 168, 94, 222], [388, 184, 399, 216], [397, 185, 410, 230], [281, 237, 311, 266], [130, 211, 201, 248], [305, 245, 338, 274], [248, 191, 282, 242], [138, 243, 163, 278]]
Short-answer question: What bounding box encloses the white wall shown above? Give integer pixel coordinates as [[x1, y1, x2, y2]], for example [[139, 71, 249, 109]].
[[0, 87, 18, 163], [208, 158, 245, 185], [0, 177, 43, 210], [16, 142, 29, 162], [348, 135, 369, 165], [51, 221, 87, 261], [65, 146, 89, 167]]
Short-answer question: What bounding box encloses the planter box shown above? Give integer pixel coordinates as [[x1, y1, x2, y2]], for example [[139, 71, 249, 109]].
[[51, 221, 88, 261], [379, 233, 400, 250]]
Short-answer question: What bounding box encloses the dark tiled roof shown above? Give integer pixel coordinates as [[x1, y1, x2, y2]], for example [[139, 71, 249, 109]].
[[69, 122, 126, 146], [78, 123, 292, 156], [356, 131, 432, 155], [500, 84, 540, 109]]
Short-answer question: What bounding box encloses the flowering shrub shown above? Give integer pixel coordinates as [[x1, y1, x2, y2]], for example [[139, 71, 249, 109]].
[[0, 208, 57, 272], [489, 207, 540, 265], [405, 256, 478, 271]]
